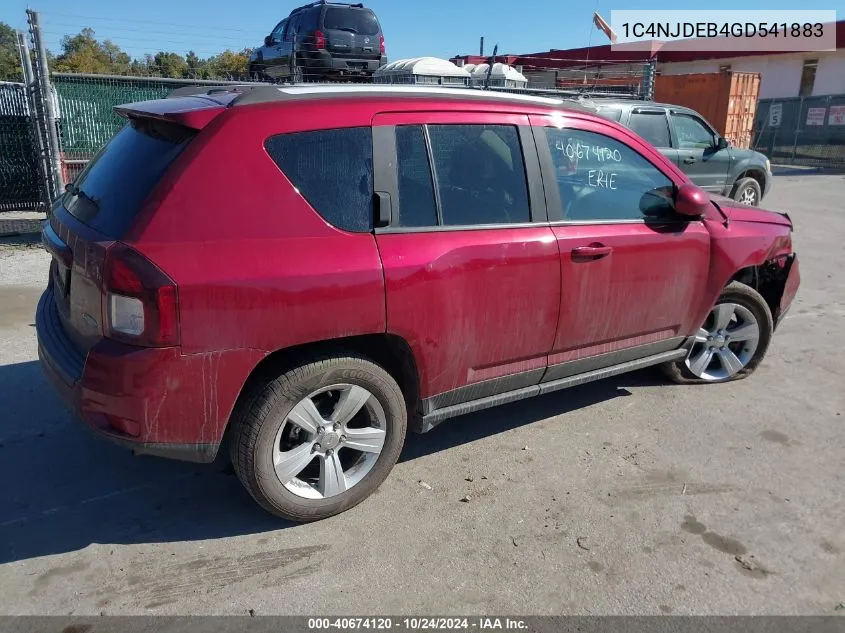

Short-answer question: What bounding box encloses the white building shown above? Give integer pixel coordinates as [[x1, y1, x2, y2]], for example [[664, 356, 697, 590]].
[[657, 50, 845, 100]]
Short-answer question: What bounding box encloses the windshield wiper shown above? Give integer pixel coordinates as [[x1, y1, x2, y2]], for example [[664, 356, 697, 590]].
[[335, 26, 358, 33], [65, 183, 99, 210]]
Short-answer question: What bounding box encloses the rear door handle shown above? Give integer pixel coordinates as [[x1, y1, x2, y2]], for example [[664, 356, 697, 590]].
[[683, 157, 697, 164], [572, 245, 613, 260]]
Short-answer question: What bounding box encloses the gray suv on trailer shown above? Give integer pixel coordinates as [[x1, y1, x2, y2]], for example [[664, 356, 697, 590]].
[[592, 100, 772, 206], [249, 1, 387, 83]]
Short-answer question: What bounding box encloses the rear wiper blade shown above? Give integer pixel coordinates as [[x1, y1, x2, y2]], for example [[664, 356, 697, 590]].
[[336, 27, 358, 33], [66, 183, 99, 210]]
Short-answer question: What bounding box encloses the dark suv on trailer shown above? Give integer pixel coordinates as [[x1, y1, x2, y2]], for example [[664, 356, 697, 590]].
[[37, 85, 799, 522], [592, 100, 772, 206], [249, 1, 387, 82]]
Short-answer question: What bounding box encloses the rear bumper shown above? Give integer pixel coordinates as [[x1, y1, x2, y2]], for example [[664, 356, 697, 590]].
[[36, 288, 220, 463], [303, 52, 386, 74]]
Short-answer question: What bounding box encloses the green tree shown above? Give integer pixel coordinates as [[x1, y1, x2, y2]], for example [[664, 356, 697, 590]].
[[53, 27, 131, 75], [206, 48, 250, 79], [0, 22, 23, 81], [184, 50, 210, 79], [152, 51, 187, 78], [103, 40, 130, 74]]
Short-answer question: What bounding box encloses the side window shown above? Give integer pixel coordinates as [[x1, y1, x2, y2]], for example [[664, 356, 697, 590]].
[[544, 127, 675, 222], [265, 127, 373, 232], [427, 125, 530, 226], [270, 20, 286, 43], [627, 111, 671, 148], [395, 126, 438, 227], [672, 114, 715, 149]]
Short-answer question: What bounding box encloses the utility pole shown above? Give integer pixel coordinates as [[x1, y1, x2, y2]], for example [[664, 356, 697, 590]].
[[26, 9, 64, 200], [17, 30, 51, 210]]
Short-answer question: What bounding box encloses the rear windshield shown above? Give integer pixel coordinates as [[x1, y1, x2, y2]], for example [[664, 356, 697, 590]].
[[323, 7, 380, 35], [62, 118, 194, 237]]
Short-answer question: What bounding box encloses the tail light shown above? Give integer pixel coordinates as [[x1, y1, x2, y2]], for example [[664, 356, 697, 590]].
[[379, 34, 385, 55], [314, 30, 326, 50], [103, 243, 179, 347]]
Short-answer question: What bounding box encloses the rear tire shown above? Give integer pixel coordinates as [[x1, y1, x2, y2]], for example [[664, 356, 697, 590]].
[[662, 282, 773, 384], [732, 177, 762, 206], [230, 353, 406, 521]]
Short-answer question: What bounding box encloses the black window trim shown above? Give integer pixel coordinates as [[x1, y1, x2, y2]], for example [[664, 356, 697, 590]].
[[375, 122, 547, 235], [533, 124, 688, 225], [422, 124, 444, 226]]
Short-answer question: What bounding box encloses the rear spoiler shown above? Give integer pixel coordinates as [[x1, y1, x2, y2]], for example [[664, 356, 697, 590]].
[[114, 96, 227, 131]]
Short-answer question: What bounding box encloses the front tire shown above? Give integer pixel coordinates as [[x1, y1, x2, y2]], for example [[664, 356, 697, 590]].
[[732, 177, 762, 206], [231, 354, 407, 521], [662, 282, 773, 384]]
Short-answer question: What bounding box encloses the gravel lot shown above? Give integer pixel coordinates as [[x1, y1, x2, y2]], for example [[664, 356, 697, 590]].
[[0, 173, 843, 616]]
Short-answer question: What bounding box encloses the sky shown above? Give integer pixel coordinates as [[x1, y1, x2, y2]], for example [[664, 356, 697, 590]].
[[2, 0, 841, 62]]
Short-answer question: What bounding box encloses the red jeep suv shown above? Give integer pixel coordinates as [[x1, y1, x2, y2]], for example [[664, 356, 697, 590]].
[[37, 85, 800, 521]]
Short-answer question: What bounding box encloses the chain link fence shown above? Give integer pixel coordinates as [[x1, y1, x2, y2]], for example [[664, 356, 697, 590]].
[[52, 73, 266, 182], [753, 95, 845, 168], [0, 81, 44, 211], [49, 69, 654, 185]]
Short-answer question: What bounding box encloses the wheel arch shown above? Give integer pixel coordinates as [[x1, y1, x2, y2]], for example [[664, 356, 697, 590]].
[[221, 333, 423, 455], [730, 257, 792, 325], [731, 167, 767, 196]]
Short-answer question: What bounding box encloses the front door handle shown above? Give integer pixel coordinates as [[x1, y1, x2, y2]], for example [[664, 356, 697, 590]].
[[683, 157, 697, 164], [572, 244, 613, 261]]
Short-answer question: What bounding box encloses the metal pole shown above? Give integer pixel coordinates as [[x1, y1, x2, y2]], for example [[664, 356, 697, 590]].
[[642, 58, 656, 100], [17, 30, 52, 212], [790, 97, 803, 163], [483, 44, 498, 90], [27, 9, 64, 199], [479, 37, 484, 57]]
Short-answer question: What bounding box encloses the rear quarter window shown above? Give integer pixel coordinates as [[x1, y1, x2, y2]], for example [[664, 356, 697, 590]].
[[265, 127, 374, 232]]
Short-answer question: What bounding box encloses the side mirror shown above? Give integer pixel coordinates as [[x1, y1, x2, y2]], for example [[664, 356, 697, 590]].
[[716, 137, 729, 150], [674, 183, 709, 218], [264, 35, 273, 47]]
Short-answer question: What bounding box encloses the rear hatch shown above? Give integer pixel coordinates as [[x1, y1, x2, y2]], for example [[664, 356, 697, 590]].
[[322, 6, 382, 59], [43, 95, 221, 363]]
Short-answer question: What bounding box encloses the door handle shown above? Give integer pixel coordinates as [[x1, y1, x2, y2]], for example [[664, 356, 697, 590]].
[[572, 244, 613, 260], [683, 157, 697, 164]]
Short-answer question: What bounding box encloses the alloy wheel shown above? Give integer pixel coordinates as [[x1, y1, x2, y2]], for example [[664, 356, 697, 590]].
[[272, 384, 387, 499], [685, 302, 760, 381], [739, 186, 758, 205]]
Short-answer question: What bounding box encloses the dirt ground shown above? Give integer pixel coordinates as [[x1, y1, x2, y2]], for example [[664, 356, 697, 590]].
[[0, 173, 843, 616]]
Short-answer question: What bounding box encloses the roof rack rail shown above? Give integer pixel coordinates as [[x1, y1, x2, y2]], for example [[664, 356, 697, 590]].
[[484, 85, 649, 102], [294, 0, 364, 10]]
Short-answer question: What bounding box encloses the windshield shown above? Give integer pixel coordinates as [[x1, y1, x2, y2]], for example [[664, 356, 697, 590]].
[[62, 118, 194, 238], [323, 7, 380, 35]]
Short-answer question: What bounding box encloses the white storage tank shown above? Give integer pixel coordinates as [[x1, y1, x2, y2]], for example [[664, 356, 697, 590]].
[[374, 57, 471, 86], [470, 63, 528, 88]]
